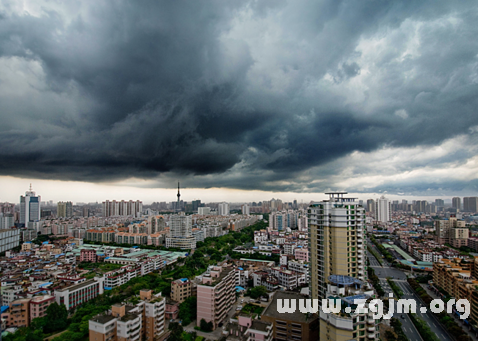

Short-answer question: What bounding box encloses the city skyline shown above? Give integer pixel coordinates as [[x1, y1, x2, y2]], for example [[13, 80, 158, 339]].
[[0, 1, 478, 199], [0, 177, 475, 205]]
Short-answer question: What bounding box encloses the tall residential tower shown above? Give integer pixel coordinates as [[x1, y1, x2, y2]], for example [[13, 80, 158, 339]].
[[308, 192, 366, 301]]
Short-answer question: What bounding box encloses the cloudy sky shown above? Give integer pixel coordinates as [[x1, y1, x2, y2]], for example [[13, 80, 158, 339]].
[[1, 0, 478, 203]]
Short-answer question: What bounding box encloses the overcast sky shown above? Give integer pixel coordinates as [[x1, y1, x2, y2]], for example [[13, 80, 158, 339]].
[[1, 0, 478, 203]]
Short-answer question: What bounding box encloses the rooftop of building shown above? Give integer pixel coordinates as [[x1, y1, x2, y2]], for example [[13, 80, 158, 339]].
[[250, 320, 272, 332], [262, 291, 318, 323], [91, 314, 116, 325]]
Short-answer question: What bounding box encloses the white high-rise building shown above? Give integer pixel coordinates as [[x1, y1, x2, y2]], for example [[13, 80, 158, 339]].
[[166, 213, 196, 249], [375, 196, 391, 223], [241, 204, 250, 215], [218, 202, 229, 216], [20, 185, 41, 225]]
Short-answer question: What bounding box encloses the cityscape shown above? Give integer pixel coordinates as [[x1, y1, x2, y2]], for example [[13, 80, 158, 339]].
[[1, 186, 478, 341], [1, 1, 478, 341]]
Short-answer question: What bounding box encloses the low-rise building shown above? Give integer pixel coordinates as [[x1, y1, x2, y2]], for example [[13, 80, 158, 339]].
[[29, 295, 55, 322]]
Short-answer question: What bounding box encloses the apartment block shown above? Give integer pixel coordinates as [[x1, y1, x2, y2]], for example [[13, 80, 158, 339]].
[[319, 275, 378, 341], [30, 295, 55, 322], [434, 215, 467, 245], [89, 291, 165, 341], [196, 264, 236, 330], [261, 292, 320, 341], [80, 248, 97, 262], [171, 278, 192, 304], [308, 192, 366, 301], [9, 298, 31, 327], [226, 313, 273, 341]]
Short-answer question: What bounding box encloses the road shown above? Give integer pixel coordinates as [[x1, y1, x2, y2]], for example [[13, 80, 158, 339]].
[[367, 236, 453, 341]]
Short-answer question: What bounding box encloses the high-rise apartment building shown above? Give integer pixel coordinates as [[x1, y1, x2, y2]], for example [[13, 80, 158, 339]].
[[102, 200, 142, 218], [435, 215, 467, 246], [19, 185, 41, 225], [319, 275, 378, 341], [366, 199, 375, 215], [308, 192, 366, 301], [435, 199, 445, 207], [218, 202, 230, 216], [452, 197, 462, 211], [241, 204, 250, 215], [375, 196, 391, 223], [57, 201, 73, 218], [166, 213, 196, 249], [196, 264, 236, 330], [464, 197, 478, 213]]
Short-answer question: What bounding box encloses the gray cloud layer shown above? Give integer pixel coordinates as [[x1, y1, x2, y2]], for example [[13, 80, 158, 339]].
[[1, 0, 478, 194]]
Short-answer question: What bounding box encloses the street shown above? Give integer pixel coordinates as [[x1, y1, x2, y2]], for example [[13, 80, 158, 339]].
[[367, 237, 453, 341]]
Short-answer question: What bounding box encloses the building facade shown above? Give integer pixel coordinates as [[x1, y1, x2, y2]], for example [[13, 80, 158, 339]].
[[196, 265, 236, 330], [308, 192, 366, 301]]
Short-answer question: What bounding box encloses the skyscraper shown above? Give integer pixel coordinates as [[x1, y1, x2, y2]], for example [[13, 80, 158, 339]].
[[20, 185, 41, 225], [375, 196, 391, 223], [452, 197, 461, 211], [241, 204, 250, 215], [308, 192, 366, 301]]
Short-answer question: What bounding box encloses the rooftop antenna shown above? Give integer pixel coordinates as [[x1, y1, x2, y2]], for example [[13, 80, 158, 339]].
[[177, 182, 181, 212]]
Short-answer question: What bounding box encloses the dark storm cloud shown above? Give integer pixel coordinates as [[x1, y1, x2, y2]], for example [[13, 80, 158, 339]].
[[1, 0, 478, 193]]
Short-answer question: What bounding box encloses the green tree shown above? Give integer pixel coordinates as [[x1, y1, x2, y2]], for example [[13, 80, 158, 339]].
[[178, 296, 197, 326], [249, 286, 267, 299], [168, 322, 184, 341], [44, 302, 68, 333]]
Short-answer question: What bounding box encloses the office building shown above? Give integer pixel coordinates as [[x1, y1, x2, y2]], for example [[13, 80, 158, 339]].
[[20, 185, 41, 225], [308, 192, 366, 301], [166, 213, 196, 249], [218, 202, 230, 216], [196, 264, 236, 330], [375, 196, 391, 223], [452, 197, 461, 211], [57, 201, 73, 218]]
